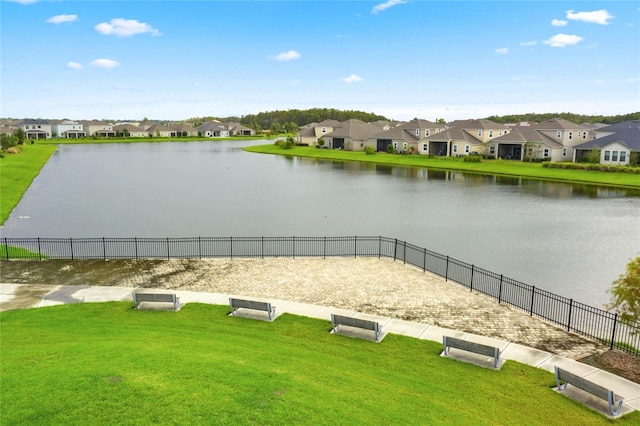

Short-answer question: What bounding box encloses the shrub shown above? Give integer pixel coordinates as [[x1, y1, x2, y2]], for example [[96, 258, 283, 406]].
[[364, 145, 376, 155], [463, 155, 481, 163], [386, 144, 395, 154]]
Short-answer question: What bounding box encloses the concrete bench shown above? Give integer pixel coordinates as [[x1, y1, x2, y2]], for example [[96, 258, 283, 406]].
[[229, 298, 275, 320], [132, 292, 180, 311], [331, 314, 381, 341], [554, 366, 624, 417], [443, 336, 501, 369]]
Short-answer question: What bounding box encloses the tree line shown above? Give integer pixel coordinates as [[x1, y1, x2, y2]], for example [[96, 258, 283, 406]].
[[485, 111, 640, 125]]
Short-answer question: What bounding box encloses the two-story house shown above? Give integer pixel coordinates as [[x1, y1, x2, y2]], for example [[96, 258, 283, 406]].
[[420, 119, 508, 157], [18, 119, 53, 139], [53, 120, 86, 138]]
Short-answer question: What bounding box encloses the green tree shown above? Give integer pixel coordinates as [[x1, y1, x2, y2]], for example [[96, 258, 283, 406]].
[[1, 133, 17, 151], [13, 128, 26, 145], [608, 256, 640, 327]]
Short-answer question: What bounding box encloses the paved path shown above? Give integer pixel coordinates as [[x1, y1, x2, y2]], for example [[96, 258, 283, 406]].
[[1, 282, 639, 417]]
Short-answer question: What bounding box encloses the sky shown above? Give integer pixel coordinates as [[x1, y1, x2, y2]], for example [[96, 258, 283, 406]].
[[1, 0, 638, 122]]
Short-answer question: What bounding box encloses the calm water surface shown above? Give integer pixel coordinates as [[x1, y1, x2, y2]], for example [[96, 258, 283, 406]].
[[2, 140, 639, 308]]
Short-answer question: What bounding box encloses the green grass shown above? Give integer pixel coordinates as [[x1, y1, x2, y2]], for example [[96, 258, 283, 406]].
[[0, 144, 57, 224], [0, 244, 46, 260], [244, 145, 640, 189], [1, 303, 635, 425]]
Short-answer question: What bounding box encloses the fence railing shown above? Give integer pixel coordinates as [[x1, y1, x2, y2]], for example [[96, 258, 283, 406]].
[[2, 235, 638, 356]]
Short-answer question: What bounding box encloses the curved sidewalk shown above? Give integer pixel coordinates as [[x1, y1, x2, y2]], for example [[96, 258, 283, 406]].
[[1, 282, 638, 417]]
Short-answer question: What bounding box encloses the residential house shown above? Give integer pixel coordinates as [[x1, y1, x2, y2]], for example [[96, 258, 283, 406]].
[[421, 119, 507, 157], [173, 124, 199, 137], [53, 120, 86, 139], [574, 121, 640, 165], [112, 123, 147, 137], [81, 120, 115, 137], [489, 118, 592, 161], [225, 122, 255, 136], [196, 121, 230, 138], [146, 124, 179, 138], [296, 119, 342, 146], [321, 119, 385, 151], [364, 119, 445, 153], [18, 119, 53, 139]]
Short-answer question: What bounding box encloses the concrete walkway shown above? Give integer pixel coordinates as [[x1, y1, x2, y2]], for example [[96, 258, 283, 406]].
[[1, 282, 638, 418]]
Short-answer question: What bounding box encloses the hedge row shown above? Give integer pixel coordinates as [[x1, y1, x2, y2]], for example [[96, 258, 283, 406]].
[[542, 162, 640, 174]]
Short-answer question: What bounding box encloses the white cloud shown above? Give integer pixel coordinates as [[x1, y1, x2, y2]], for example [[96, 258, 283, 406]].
[[566, 9, 613, 25], [520, 40, 537, 47], [90, 58, 120, 68], [371, 0, 406, 14], [495, 48, 508, 55], [66, 62, 83, 70], [342, 74, 363, 83], [47, 14, 78, 24], [551, 19, 567, 27], [95, 18, 160, 37], [270, 50, 301, 61], [543, 34, 583, 48], [6, 0, 38, 4]]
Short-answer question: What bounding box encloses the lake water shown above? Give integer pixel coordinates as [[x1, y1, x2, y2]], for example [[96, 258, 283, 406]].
[[2, 140, 639, 308]]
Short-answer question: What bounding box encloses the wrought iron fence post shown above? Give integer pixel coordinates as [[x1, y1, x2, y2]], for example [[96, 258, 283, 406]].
[[198, 237, 202, 259], [567, 299, 573, 332], [323, 236, 326, 259], [134, 237, 138, 260], [354, 236, 357, 258], [4, 238, 8, 261], [292, 236, 295, 259], [610, 313, 618, 350], [166, 237, 170, 260], [37, 237, 42, 261], [393, 239, 398, 261], [423, 248, 427, 273], [445, 256, 449, 281], [261, 236, 264, 259], [70, 237, 74, 261], [103, 237, 106, 260], [498, 274, 503, 303], [530, 286, 536, 316], [230, 236, 233, 259], [470, 265, 474, 291], [378, 236, 382, 259], [403, 240, 406, 265]]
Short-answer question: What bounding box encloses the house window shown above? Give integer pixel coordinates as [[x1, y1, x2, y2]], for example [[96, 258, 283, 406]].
[[425, 129, 430, 137], [543, 148, 549, 158], [477, 130, 482, 137], [556, 131, 561, 138], [568, 131, 573, 140], [415, 129, 420, 136], [422, 143, 428, 151], [604, 150, 610, 161], [403, 142, 408, 151], [393, 142, 398, 150], [582, 131, 587, 139], [464, 145, 470, 154], [612, 151, 618, 162], [620, 151, 627, 162], [489, 130, 493, 138], [453, 144, 458, 153], [321, 127, 327, 134], [562, 148, 567, 157], [489, 146, 495, 154]]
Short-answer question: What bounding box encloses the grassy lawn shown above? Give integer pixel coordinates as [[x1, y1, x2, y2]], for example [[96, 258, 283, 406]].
[[244, 145, 640, 189], [0, 144, 57, 224], [1, 303, 635, 425]]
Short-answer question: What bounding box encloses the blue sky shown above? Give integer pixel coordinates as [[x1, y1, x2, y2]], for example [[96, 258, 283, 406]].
[[1, 1, 638, 121]]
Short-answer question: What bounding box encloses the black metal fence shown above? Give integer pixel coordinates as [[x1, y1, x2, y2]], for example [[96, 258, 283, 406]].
[[2, 235, 638, 356]]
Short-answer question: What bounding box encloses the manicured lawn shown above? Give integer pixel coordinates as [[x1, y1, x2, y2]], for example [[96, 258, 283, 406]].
[[244, 145, 640, 189], [0, 144, 57, 224], [1, 303, 635, 425]]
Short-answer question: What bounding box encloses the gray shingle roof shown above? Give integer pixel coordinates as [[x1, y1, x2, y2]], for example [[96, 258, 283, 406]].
[[575, 126, 640, 151]]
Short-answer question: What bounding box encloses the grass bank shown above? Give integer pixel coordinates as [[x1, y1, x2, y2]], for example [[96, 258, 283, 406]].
[[244, 145, 640, 189], [0, 144, 57, 224], [2, 302, 632, 425]]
